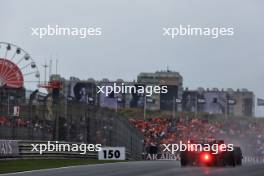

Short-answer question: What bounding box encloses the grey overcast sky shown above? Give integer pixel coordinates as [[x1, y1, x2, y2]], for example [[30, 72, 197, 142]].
[[0, 0, 264, 114]]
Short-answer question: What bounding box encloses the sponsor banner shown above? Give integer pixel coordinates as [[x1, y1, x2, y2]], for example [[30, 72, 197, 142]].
[[98, 147, 126, 160], [197, 98, 206, 104], [175, 99, 182, 104], [117, 97, 123, 103], [144, 153, 180, 161], [257, 98, 264, 106], [0, 140, 19, 157], [227, 99, 236, 105], [146, 97, 155, 103], [70, 82, 96, 104], [203, 92, 227, 114], [13, 106, 20, 116]]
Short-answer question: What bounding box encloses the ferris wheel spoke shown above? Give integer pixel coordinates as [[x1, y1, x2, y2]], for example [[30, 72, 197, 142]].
[[16, 55, 26, 66], [6, 76, 17, 82], [6, 80, 23, 85], [0, 67, 5, 77], [20, 62, 31, 71], [2, 69, 13, 79], [6, 73, 21, 81], [10, 52, 17, 61], [24, 80, 40, 83], [4, 48, 8, 59], [2, 64, 14, 79], [0, 63, 6, 77], [5, 73, 16, 81], [0, 59, 6, 75], [0, 62, 3, 76], [23, 71, 38, 76]]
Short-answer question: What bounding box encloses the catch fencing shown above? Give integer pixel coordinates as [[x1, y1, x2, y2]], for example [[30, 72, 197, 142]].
[[0, 102, 143, 160]]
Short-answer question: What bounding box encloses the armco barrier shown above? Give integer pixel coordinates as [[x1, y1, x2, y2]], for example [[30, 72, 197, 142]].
[[1, 140, 135, 160], [0, 140, 19, 158], [243, 156, 264, 165]]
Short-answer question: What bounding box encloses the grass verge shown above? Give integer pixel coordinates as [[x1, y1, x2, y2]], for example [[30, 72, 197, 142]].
[[0, 159, 124, 174]]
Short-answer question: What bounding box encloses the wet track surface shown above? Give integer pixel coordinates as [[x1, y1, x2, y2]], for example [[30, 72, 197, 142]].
[[1, 161, 264, 176]]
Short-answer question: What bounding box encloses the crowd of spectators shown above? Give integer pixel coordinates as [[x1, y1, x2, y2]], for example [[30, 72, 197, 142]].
[[0, 116, 53, 139], [2, 113, 264, 157], [129, 115, 264, 157], [0, 116, 10, 126], [0, 116, 52, 130], [0, 116, 88, 142]]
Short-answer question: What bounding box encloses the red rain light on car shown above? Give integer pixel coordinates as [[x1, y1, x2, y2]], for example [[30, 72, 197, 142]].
[[201, 153, 212, 162]]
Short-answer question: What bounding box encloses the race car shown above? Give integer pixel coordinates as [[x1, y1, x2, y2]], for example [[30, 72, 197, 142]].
[[180, 139, 243, 167]]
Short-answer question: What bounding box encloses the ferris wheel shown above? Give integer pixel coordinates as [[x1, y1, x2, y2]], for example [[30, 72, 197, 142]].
[[0, 42, 40, 89]]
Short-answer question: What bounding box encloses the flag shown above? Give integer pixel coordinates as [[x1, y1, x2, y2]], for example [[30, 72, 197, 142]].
[[257, 98, 264, 106]]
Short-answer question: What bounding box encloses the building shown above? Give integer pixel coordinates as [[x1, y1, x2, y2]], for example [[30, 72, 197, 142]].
[[137, 70, 183, 111], [56, 70, 255, 117], [182, 88, 255, 117]]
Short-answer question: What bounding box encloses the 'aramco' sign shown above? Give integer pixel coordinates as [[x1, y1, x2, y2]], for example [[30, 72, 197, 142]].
[[0, 140, 19, 157]]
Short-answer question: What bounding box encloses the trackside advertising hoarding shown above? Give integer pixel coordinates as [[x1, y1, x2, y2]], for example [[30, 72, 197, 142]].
[[0, 140, 19, 157]]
